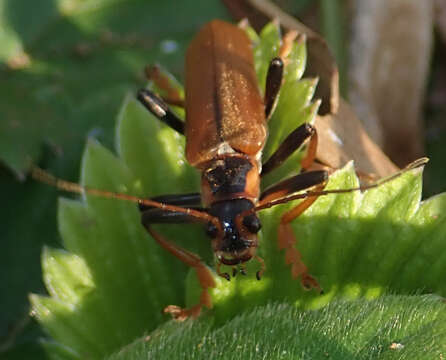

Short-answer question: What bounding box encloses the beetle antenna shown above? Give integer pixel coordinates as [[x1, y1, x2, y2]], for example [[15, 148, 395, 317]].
[[31, 165, 220, 227], [255, 157, 428, 212]]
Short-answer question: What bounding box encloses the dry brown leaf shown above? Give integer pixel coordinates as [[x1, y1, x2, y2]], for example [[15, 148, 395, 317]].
[[315, 100, 398, 178], [435, 0, 446, 44], [349, 0, 433, 166]]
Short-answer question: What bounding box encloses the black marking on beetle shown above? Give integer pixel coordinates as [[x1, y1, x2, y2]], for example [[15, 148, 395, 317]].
[[209, 198, 257, 253], [204, 157, 253, 195]]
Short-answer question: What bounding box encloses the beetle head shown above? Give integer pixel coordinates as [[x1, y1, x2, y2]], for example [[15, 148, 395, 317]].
[[206, 198, 261, 266]]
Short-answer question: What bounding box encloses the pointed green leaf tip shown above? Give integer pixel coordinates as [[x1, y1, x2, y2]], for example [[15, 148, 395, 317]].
[[31, 22, 446, 359]]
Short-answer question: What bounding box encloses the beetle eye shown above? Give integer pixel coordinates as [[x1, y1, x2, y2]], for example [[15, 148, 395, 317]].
[[205, 222, 219, 238], [242, 214, 261, 233]]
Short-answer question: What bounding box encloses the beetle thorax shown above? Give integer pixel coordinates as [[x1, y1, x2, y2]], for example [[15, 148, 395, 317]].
[[200, 155, 260, 206]]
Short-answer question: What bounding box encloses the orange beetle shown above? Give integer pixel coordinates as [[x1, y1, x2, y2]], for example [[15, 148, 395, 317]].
[[34, 20, 427, 321]]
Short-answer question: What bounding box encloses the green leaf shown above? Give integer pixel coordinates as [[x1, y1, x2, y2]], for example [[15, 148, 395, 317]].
[[30, 96, 211, 358], [252, 22, 281, 92], [1, 0, 228, 351], [0, 0, 228, 175], [206, 161, 446, 321], [0, 338, 79, 360], [108, 296, 446, 360], [29, 21, 446, 359], [40, 246, 95, 304]]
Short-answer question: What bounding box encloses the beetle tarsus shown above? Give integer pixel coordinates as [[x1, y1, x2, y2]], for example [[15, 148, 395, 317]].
[[301, 274, 322, 294], [164, 304, 202, 321]]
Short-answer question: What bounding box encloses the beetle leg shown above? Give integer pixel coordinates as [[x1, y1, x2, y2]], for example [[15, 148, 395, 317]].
[[264, 30, 300, 119], [144, 65, 185, 108], [264, 57, 284, 119], [139, 193, 203, 222], [258, 172, 328, 292], [278, 185, 325, 292], [137, 89, 185, 134], [279, 30, 299, 60], [262, 123, 318, 176], [259, 170, 328, 204], [138, 192, 201, 212], [143, 226, 216, 321], [141, 207, 205, 224], [139, 193, 214, 320]]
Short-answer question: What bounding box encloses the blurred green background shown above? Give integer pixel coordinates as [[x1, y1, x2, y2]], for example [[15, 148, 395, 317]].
[[1, 0, 444, 358]]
